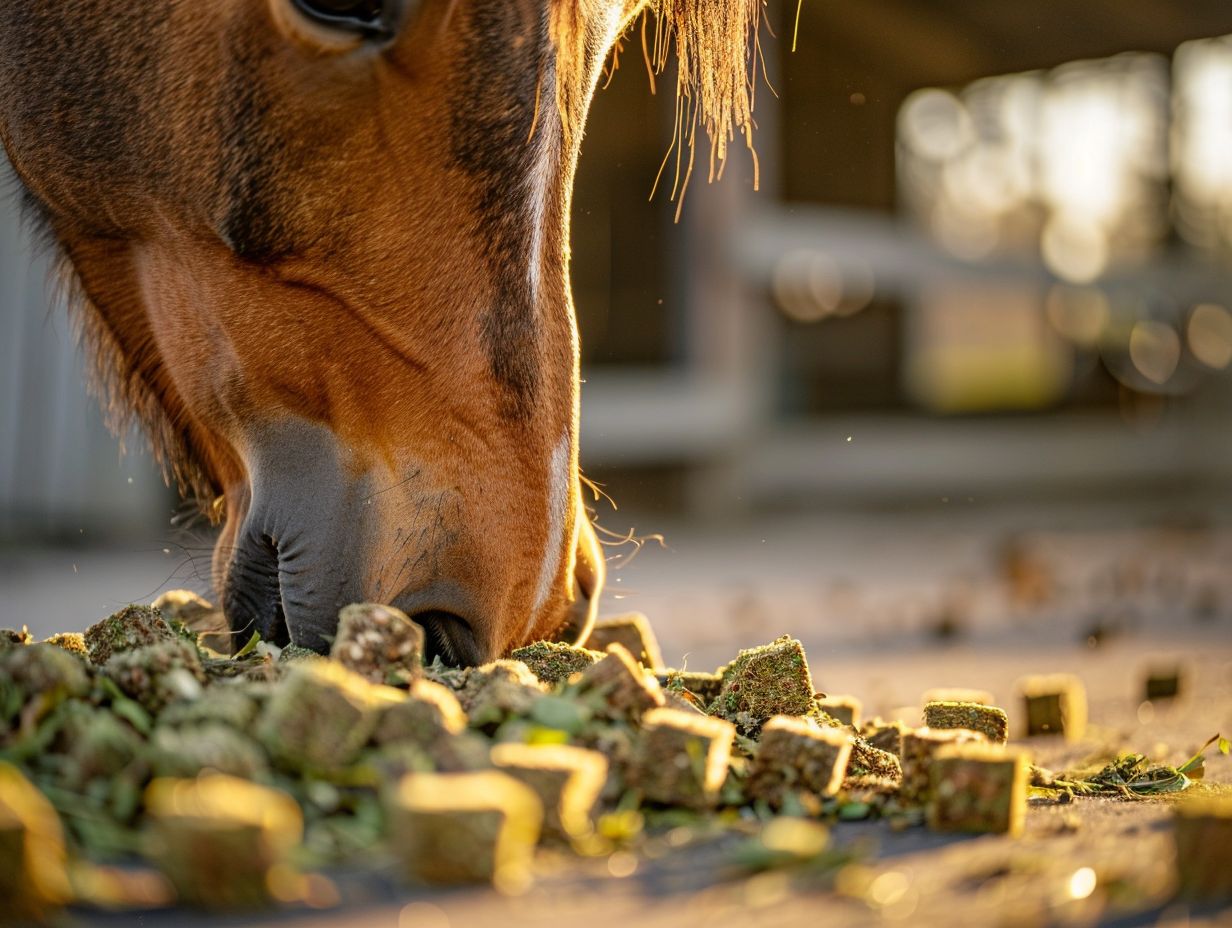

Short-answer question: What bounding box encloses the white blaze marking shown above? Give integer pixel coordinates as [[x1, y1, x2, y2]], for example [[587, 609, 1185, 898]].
[[529, 434, 571, 628], [527, 66, 558, 301]]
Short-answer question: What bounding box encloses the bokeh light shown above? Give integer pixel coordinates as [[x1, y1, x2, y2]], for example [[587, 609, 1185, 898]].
[[1045, 286, 1110, 348], [1128, 320, 1181, 385], [1187, 303, 1232, 369]]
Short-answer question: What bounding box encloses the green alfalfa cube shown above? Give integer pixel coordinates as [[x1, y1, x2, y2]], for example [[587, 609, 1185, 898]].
[[149, 723, 269, 780], [510, 641, 604, 686], [103, 638, 207, 714], [633, 707, 735, 809], [922, 700, 1009, 745], [2, 642, 92, 707], [926, 743, 1028, 836], [585, 613, 665, 670], [52, 701, 145, 790], [453, 660, 547, 728], [900, 727, 987, 805], [711, 636, 815, 734], [256, 660, 403, 771], [815, 694, 862, 728], [373, 678, 468, 748], [1173, 794, 1232, 902], [861, 718, 908, 757], [330, 603, 424, 685], [1143, 665, 1185, 702], [658, 670, 724, 704], [747, 715, 853, 807], [159, 684, 263, 730], [490, 743, 609, 840], [846, 737, 902, 784], [575, 644, 666, 718], [143, 774, 303, 910], [386, 770, 543, 892], [1018, 674, 1087, 741], [85, 604, 177, 665]]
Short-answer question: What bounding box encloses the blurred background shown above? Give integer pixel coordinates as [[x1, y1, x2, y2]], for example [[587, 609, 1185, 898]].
[[4, 1, 1232, 696]]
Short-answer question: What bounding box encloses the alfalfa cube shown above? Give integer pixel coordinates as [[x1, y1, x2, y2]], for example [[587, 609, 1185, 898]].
[[900, 727, 987, 805], [1173, 794, 1232, 902], [1018, 674, 1087, 741], [1144, 665, 1184, 701], [576, 644, 665, 717], [923, 700, 1009, 745], [149, 724, 268, 780], [586, 613, 664, 670], [0, 763, 71, 923], [862, 719, 908, 757], [85, 604, 176, 665], [104, 638, 207, 713], [386, 771, 543, 892], [846, 737, 902, 784], [2, 642, 92, 703], [658, 670, 724, 704], [159, 685, 263, 730], [927, 743, 1028, 837], [633, 707, 735, 809], [144, 775, 302, 910], [490, 743, 608, 840], [815, 694, 862, 728], [277, 644, 324, 665], [54, 702, 145, 790], [747, 716, 853, 806], [256, 660, 403, 771], [510, 641, 603, 686], [711, 636, 815, 733], [454, 660, 546, 727], [374, 678, 468, 747], [922, 687, 995, 707], [331, 603, 424, 685]]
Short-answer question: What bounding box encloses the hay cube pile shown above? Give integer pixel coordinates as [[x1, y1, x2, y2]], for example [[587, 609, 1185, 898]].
[[1, 591, 1198, 918]]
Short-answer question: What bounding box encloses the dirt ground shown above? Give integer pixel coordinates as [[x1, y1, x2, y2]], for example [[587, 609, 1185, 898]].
[[11, 506, 1232, 927]]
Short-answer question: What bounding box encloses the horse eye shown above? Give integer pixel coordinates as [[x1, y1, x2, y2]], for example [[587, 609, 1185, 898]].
[[290, 0, 394, 38]]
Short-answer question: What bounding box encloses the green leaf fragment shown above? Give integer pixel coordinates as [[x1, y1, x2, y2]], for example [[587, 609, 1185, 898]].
[[233, 631, 262, 660]]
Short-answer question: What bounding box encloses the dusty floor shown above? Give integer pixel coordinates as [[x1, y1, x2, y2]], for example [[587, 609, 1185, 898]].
[[7, 505, 1232, 926]]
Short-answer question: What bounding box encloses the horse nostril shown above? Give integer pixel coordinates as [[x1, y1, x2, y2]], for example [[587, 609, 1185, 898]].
[[411, 610, 476, 667], [224, 533, 291, 649]]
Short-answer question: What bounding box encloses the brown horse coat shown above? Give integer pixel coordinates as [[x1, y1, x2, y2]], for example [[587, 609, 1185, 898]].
[[0, 0, 758, 661]]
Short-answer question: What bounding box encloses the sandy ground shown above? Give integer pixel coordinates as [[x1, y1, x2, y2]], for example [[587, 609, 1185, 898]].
[[6, 505, 1232, 926]]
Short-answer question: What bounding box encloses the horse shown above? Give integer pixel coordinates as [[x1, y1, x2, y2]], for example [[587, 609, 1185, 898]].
[[0, 0, 759, 663]]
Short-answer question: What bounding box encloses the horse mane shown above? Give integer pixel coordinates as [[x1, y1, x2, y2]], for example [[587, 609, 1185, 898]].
[[552, 0, 763, 216]]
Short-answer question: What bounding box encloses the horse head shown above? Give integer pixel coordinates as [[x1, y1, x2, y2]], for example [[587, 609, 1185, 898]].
[[0, 0, 757, 661]]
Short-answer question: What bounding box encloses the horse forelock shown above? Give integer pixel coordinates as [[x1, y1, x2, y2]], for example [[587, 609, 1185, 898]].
[[551, 0, 763, 193]]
